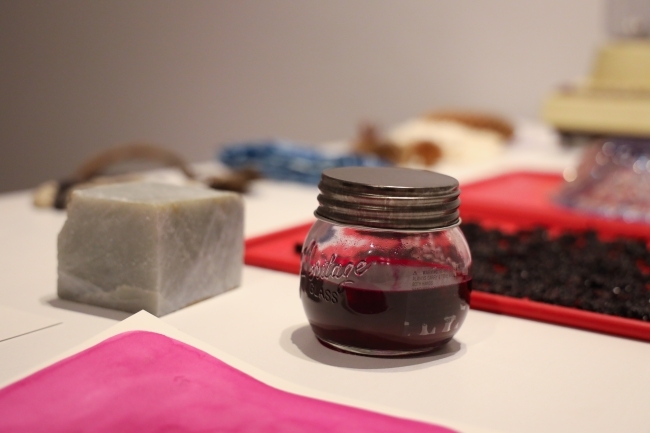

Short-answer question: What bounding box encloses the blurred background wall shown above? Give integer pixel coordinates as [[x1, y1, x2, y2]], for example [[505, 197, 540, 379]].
[[0, 0, 606, 192]]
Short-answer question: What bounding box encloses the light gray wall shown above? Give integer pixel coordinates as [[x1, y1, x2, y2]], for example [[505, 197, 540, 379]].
[[0, 0, 606, 192]]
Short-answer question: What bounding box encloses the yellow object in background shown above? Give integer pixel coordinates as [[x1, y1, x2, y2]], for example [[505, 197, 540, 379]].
[[543, 40, 650, 137]]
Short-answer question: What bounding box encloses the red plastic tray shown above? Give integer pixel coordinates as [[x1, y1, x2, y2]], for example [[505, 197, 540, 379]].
[[245, 171, 650, 342], [459, 171, 650, 239]]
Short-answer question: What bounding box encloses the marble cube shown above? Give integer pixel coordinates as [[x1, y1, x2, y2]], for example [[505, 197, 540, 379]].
[[57, 182, 244, 316]]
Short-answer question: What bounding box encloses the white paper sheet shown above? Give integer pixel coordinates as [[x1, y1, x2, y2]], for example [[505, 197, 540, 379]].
[[0, 310, 495, 433], [0, 306, 61, 342]]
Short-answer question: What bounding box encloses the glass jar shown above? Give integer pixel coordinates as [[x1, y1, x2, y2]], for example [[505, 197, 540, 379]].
[[299, 167, 472, 357]]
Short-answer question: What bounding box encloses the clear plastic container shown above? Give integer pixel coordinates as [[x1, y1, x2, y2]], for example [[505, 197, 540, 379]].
[[299, 167, 472, 356], [557, 137, 650, 222]]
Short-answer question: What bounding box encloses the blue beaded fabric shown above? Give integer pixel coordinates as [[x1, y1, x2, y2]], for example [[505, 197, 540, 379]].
[[219, 140, 390, 185]]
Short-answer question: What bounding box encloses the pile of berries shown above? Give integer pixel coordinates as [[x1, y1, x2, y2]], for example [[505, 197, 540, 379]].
[[462, 223, 650, 321]]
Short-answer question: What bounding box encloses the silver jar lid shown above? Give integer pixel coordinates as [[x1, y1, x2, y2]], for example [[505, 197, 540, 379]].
[[315, 167, 460, 230]]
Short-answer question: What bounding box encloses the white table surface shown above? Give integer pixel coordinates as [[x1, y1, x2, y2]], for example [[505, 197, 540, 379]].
[[1, 148, 649, 433]]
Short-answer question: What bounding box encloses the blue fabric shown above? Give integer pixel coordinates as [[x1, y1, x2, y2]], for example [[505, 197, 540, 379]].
[[218, 140, 389, 184]]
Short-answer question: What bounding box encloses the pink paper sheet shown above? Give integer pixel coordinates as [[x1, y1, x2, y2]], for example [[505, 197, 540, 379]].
[[0, 331, 454, 432]]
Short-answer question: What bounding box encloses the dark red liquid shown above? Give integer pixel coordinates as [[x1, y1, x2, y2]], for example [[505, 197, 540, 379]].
[[300, 275, 471, 354]]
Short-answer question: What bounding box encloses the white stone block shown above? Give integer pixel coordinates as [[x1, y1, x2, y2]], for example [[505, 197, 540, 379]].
[[57, 182, 243, 316]]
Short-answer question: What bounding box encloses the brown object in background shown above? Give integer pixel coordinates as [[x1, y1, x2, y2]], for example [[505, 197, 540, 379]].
[[353, 123, 443, 166], [205, 168, 261, 194], [33, 142, 259, 209], [427, 110, 515, 140], [71, 142, 196, 183], [401, 141, 443, 166], [354, 123, 402, 164], [33, 143, 199, 209]]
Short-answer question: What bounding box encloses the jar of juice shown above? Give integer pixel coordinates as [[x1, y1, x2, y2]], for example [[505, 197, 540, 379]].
[[299, 167, 471, 356]]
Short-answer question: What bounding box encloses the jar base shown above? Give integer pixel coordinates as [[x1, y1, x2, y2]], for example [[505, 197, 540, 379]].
[[316, 336, 450, 357]]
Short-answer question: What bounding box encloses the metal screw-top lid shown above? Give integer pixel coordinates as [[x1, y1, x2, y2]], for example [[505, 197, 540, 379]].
[[315, 167, 460, 230]]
